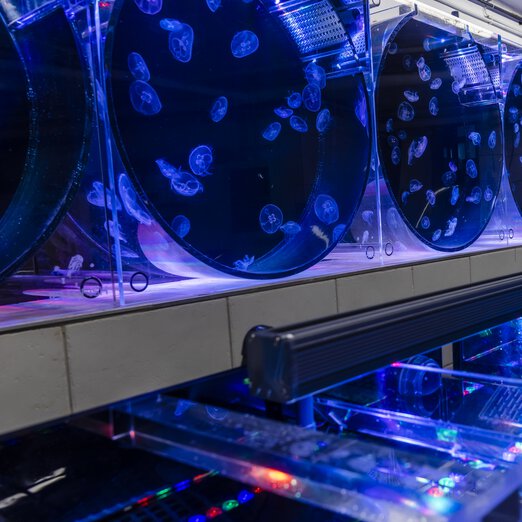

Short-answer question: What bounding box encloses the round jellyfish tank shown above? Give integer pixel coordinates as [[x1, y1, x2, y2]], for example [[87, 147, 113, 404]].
[[505, 63, 522, 213], [376, 17, 503, 251], [0, 11, 89, 281], [106, 0, 372, 279]]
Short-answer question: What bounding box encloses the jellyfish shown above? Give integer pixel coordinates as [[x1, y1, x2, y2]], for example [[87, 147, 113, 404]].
[[189, 145, 213, 176], [430, 78, 442, 90], [134, 0, 161, 15], [466, 187, 482, 204], [410, 179, 423, 193], [104, 220, 127, 243], [421, 216, 430, 230], [314, 194, 339, 225], [398, 130, 407, 141], [259, 204, 283, 234], [514, 85, 521, 97], [449, 161, 458, 173], [468, 132, 481, 146], [429, 96, 439, 116], [391, 146, 401, 166], [362, 210, 374, 225], [118, 173, 153, 225], [168, 22, 194, 63], [484, 186, 494, 202], [408, 136, 428, 165], [386, 118, 393, 133], [355, 85, 368, 128], [402, 191, 409, 205], [416, 57, 425, 68], [210, 96, 228, 122], [169, 215, 191, 238], [274, 107, 293, 118], [231, 30, 259, 59], [450, 185, 459, 206], [426, 190, 436, 206], [432, 229, 442, 242], [397, 102, 415, 122], [466, 159, 478, 179], [387, 208, 400, 230], [332, 224, 346, 242], [417, 59, 432, 82], [280, 221, 301, 235], [388, 136, 399, 147], [87, 181, 122, 211], [129, 80, 162, 115], [234, 255, 255, 271], [442, 171, 456, 186], [303, 83, 321, 112], [403, 55, 413, 70], [388, 42, 398, 55], [508, 106, 519, 123], [155, 159, 203, 197], [127, 52, 150, 82], [305, 61, 326, 89], [452, 78, 466, 94], [316, 109, 331, 133], [362, 230, 369, 244], [206, 0, 221, 12], [262, 122, 282, 141], [404, 91, 419, 103], [160, 18, 184, 31], [444, 217, 458, 237], [290, 115, 308, 133], [488, 130, 497, 149], [287, 92, 302, 109], [515, 123, 520, 134], [515, 132, 521, 149]]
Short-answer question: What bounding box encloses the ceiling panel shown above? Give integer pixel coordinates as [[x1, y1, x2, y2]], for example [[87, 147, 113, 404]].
[[495, 0, 522, 16]]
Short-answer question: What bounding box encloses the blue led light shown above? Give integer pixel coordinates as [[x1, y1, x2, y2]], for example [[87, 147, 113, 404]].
[[237, 489, 255, 503], [188, 515, 207, 522]]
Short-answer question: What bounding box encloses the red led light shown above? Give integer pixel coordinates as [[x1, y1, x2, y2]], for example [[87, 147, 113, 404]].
[[427, 486, 445, 498], [253, 487, 262, 494], [206, 506, 223, 518], [99, 1, 111, 6]]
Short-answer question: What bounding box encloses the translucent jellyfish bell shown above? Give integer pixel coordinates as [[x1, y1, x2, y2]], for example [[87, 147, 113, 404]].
[[388, 42, 398, 55], [404, 90, 419, 103], [429, 97, 439, 116], [129, 80, 162, 115], [466, 187, 482, 204], [160, 18, 184, 31], [402, 192, 409, 205], [386, 118, 393, 133], [466, 159, 478, 179], [430, 78, 442, 90], [484, 186, 494, 202], [274, 107, 293, 118], [403, 55, 413, 70], [280, 221, 301, 235], [262, 122, 282, 141], [388, 136, 399, 147], [314, 194, 339, 224], [118, 173, 153, 225], [397, 102, 415, 122], [105, 220, 127, 243], [134, 0, 162, 15], [87, 181, 122, 211], [442, 171, 457, 186], [398, 130, 407, 141], [426, 190, 436, 206], [156, 159, 203, 197], [206, 0, 221, 12], [408, 136, 428, 165], [289, 115, 308, 133], [210, 96, 228, 123], [168, 22, 194, 63], [189, 145, 213, 176], [302, 83, 321, 112], [409, 179, 423, 192], [355, 85, 368, 128], [421, 216, 430, 229], [467, 132, 481, 146], [449, 161, 458, 173], [128, 52, 150, 82], [172, 215, 191, 238], [450, 185, 459, 206], [316, 109, 331, 133], [444, 217, 458, 237], [432, 229, 442, 241], [391, 146, 401, 166], [362, 210, 373, 225], [287, 92, 302, 109], [305, 62, 326, 89], [231, 30, 259, 59], [259, 204, 283, 234], [234, 255, 255, 271], [488, 130, 497, 149]]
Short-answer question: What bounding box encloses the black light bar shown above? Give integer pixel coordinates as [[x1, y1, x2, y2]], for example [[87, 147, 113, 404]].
[[245, 273, 522, 403]]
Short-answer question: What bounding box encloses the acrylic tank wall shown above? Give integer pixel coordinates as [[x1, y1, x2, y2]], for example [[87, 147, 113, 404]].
[[0, 0, 521, 330]]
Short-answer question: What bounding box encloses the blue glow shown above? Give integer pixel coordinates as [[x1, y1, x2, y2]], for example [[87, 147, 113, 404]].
[[444, 217, 458, 237], [129, 80, 162, 115], [189, 145, 213, 176], [421, 216, 430, 229], [259, 204, 283, 234], [333, 224, 346, 242], [432, 229, 442, 241], [429, 96, 439, 116], [488, 130, 497, 149], [274, 107, 293, 118], [468, 132, 481, 146], [417, 58, 431, 82], [484, 186, 494, 202], [128, 52, 150, 81], [206, 0, 221, 12], [156, 159, 203, 196], [391, 146, 401, 165], [404, 90, 419, 103], [450, 186, 459, 206], [118, 173, 153, 225], [188, 515, 206, 522], [160, 18, 183, 31], [87, 181, 122, 211], [302, 83, 321, 112], [168, 22, 194, 63], [280, 221, 301, 235], [430, 78, 442, 90], [289, 115, 308, 133], [172, 215, 191, 238], [466, 186, 482, 204], [105, 220, 127, 243], [409, 179, 423, 193], [402, 192, 409, 205], [408, 136, 428, 165], [426, 190, 436, 206], [231, 30, 259, 58], [305, 62, 326, 89], [397, 102, 414, 122], [314, 194, 339, 225], [287, 92, 302, 109], [210, 96, 228, 123], [316, 109, 331, 132], [234, 255, 255, 271], [355, 84, 367, 128], [237, 490, 254, 504], [262, 122, 282, 141], [386, 118, 393, 133], [134, 0, 162, 15]]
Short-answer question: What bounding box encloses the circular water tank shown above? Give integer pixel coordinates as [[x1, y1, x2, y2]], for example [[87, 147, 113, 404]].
[[106, 0, 371, 278], [376, 17, 503, 251]]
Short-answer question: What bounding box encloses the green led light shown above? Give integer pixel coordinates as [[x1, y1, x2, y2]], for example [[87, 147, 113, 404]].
[[436, 428, 458, 442], [243, 378, 252, 386], [222, 499, 239, 511], [157, 488, 171, 497]]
